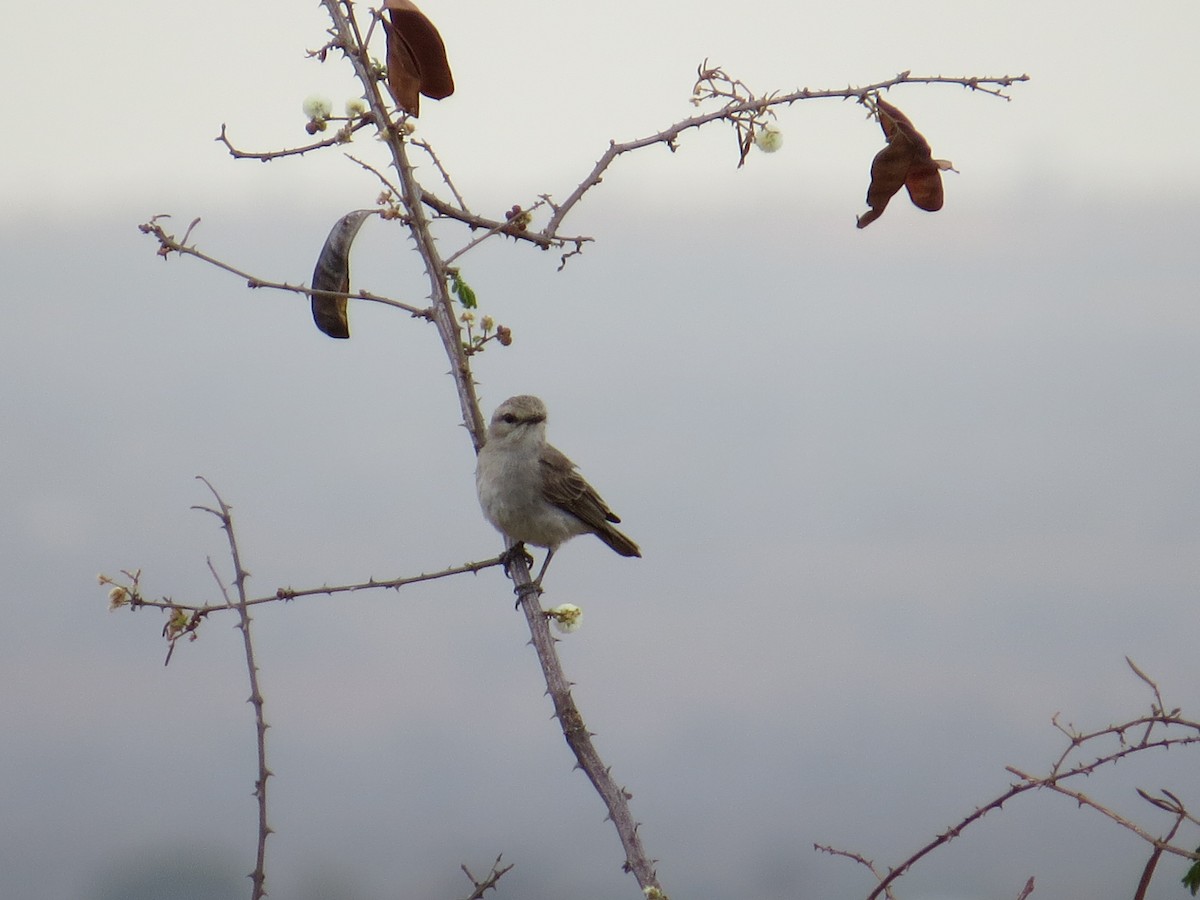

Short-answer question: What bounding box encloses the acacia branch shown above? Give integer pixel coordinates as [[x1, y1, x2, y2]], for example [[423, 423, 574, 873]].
[[542, 69, 1028, 236], [321, 0, 489, 448], [194, 477, 271, 900], [413, 138, 470, 212], [459, 855, 514, 900], [217, 117, 375, 160], [1006, 766, 1194, 856], [507, 553, 664, 894], [418, 189, 588, 255], [119, 555, 506, 617], [313, 5, 668, 889], [443, 198, 549, 267], [138, 216, 431, 319], [345, 152, 405, 201], [812, 844, 897, 900], [839, 664, 1200, 900]]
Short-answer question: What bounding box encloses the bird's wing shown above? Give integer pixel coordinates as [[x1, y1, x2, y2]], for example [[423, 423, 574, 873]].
[[540, 444, 622, 530]]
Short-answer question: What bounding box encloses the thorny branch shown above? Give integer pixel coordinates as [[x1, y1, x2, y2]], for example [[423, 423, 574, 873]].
[[541, 66, 1028, 236], [825, 659, 1200, 900], [217, 116, 375, 160], [139, 215, 430, 319], [508, 551, 662, 890], [321, 0, 489, 447], [107, 551, 506, 622], [412, 138, 469, 212], [812, 845, 897, 900], [459, 855, 514, 900], [193, 477, 271, 900], [210, 60, 1026, 272]]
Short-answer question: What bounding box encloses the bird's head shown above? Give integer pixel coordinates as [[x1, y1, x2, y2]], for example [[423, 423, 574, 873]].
[[487, 395, 548, 443]]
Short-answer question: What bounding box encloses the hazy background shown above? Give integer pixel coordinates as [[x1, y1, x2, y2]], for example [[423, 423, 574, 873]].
[[3, 1, 1199, 898]]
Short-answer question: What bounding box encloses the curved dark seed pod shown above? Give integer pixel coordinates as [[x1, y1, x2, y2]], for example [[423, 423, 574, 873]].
[[310, 209, 373, 339]]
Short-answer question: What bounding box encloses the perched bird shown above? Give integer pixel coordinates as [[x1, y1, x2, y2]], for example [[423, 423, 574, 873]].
[[476, 395, 640, 583]]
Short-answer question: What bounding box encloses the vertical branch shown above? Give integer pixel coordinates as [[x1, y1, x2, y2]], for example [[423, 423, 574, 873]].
[[322, 0, 487, 448], [393, 131, 488, 449], [194, 476, 271, 900], [510, 556, 663, 894], [320, 4, 665, 894]]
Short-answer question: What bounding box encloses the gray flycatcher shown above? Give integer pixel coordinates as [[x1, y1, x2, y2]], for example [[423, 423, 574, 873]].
[[476, 395, 640, 583]]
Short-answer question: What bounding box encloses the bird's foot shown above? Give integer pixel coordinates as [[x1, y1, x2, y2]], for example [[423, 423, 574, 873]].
[[513, 580, 544, 609], [499, 542, 535, 577]]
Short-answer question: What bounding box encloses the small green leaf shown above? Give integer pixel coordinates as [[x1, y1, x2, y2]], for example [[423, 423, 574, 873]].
[[449, 271, 478, 309], [1182, 850, 1200, 896]]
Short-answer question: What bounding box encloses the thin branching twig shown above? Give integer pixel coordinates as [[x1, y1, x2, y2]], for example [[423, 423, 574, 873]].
[[823, 662, 1200, 900], [459, 855, 514, 900], [541, 67, 1028, 237], [193, 477, 271, 900], [217, 117, 374, 160], [813, 844, 897, 900], [508, 551, 663, 890], [138, 216, 430, 319], [118, 555, 505, 618]]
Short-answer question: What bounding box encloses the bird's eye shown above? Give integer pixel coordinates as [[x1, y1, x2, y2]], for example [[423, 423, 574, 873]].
[[501, 413, 518, 424]]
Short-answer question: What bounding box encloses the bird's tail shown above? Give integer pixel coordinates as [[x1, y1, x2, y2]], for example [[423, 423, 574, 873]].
[[597, 524, 641, 558]]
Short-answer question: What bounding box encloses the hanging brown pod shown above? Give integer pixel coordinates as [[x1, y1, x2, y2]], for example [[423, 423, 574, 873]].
[[383, 0, 455, 117], [857, 98, 953, 229], [310, 209, 373, 339]]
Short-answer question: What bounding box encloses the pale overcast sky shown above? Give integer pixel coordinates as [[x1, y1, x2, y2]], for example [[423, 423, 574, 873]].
[[3, 2, 1199, 899]]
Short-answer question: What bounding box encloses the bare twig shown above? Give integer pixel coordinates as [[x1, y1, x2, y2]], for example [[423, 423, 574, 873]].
[[1126, 655, 1176, 722], [351, 154, 593, 255], [120, 555, 506, 617], [1006, 766, 1185, 852], [193, 476, 271, 900], [138, 216, 431, 319], [419, 189, 586, 254], [443, 198, 548, 267], [217, 117, 374, 160], [459, 856, 513, 900], [413, 139, 470, 212], [320, 0, 488, 448], [542, 68, 1028, 236], [827, 664, 1200, 900], [345, 153, 405, 202], [861, 780, 1030, 900], [812, 844, 897, 900], [507, 550, 664, 894]]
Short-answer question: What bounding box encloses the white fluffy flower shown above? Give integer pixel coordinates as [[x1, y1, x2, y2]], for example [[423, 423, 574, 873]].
[[345, 97, 368, 117], [547, 603, 583, 634], [754, 125, 783, 153], [302, 94, 333, 121]]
